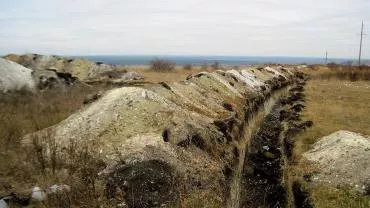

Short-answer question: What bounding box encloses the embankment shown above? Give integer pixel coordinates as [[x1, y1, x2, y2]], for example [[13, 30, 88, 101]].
[[22, 66, 305, 207]]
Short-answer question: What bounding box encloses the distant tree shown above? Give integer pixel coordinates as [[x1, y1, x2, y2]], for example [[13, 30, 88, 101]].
[[211, 61, 220, 70], [183, 64, 192, 70], [150, 59, 175, 72]]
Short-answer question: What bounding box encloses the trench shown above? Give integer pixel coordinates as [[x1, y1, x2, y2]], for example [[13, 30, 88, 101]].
[[227, 87, 290, 208], [227, 77, 312, 208]]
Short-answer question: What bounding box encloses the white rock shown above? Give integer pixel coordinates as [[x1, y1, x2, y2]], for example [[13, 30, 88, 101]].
[[0, 199, 8, 208], [0, 58, 36, 92], [31, 187, 47, 201], [262, 146, 270, 151], [48, 184, 71, 194]]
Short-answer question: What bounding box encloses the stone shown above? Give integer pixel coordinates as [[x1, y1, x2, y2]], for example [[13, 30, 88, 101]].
[[31, 187, 46, 201]]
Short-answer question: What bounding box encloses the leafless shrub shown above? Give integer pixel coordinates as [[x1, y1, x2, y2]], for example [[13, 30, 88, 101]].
[[183, 64, 192, 70], [315, 65, 370, 81], [150, 58, 176, 72], [211, 61, 220, 70]]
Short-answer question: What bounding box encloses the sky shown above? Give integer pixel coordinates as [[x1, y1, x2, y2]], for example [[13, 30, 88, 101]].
[[1, 0, 369, 58]]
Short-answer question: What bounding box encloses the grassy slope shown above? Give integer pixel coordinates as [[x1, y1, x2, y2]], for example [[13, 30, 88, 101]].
[[294, 78, 370, 208]]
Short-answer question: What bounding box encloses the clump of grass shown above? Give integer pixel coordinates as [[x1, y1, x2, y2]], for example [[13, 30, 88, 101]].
[[311, 185, 370, 208]]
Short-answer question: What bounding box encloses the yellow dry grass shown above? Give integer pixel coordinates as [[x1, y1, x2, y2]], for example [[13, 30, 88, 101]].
[[292, 77, 370, 208], [294, 79, 370, 154]]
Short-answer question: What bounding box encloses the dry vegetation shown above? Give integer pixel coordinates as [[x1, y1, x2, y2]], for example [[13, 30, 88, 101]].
[[0, 85, 119, 207], [292, 65, 370, 208]]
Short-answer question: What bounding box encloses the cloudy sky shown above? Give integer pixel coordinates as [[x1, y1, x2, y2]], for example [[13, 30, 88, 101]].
[[1, 0, 369, 58]]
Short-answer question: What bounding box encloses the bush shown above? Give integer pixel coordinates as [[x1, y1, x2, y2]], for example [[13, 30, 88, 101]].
[[150, 59, 175, 72], [183, 64, 192, 70], [211, 61, 220, 70]]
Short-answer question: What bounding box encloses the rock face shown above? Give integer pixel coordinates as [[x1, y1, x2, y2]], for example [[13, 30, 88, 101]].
[[4, 54, 115, 81], [0, 58, 36, 92], [303, 130, 370, 193], [22, 66, 301, 207]]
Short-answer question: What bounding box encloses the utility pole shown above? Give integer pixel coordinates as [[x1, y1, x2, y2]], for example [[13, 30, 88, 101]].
[[325, 50, 328, 64], [358, 21, 365, 66]]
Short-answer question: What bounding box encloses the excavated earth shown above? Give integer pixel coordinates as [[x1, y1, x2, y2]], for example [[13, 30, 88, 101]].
[[4, 53, 115, 81], [21, 65, 306, 207], [303, 131, 370, 193]]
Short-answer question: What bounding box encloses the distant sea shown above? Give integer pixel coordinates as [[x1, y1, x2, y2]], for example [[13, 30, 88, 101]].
[[74, 55, 359, 66]]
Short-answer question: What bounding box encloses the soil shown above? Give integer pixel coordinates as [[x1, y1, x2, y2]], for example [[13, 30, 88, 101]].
[[107, 160, 178, 208], [303, 130, 370, 193], [241, 103, 286, 208]]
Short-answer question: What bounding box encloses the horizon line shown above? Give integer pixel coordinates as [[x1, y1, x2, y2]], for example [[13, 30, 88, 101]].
[[1, 52, 368, 61]]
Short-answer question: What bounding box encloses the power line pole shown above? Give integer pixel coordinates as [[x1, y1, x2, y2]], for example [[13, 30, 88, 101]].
[[358, 21, 365, 66], [325, 50, 328, 64]]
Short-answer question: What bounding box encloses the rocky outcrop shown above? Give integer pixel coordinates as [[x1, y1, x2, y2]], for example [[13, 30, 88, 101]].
[[0, 58, 36, 92], [4, 54, 115, 81], [22, 66, 301, 207]]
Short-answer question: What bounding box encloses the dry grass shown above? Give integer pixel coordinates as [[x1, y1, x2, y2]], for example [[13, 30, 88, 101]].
[[294, 79, 370, 155], [306, 64, 370, 81], [311, 186, 370, 208], [292, 73, 370, 207], [0, 66, 214, 206], [0, 85, 115, 207]]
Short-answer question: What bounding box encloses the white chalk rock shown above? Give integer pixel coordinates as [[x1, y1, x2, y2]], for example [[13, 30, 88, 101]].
[[48, 184, 71, 194], [0, 58, 36, 92], [31, 187, 47, 201], [0, 199, 8, 208]]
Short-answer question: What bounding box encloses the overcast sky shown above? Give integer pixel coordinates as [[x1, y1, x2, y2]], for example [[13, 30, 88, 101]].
[[1, 0, 369, 58]]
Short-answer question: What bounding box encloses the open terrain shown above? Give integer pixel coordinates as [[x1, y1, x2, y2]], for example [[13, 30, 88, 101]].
[[1, 58, 369, 208], [292, 67, 370, 208]]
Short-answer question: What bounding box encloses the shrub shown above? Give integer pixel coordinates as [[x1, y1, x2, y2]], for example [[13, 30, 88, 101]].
[[150, 59, 175, 72], [211, 61, 220, 70], [183, 64, 192, 70]]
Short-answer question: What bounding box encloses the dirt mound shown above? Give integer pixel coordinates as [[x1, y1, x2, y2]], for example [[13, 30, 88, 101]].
[[3, 53, 115, 81], [21, 66, 300, 206], [0, 58, 35, 92], [303, 130, 370, 193]]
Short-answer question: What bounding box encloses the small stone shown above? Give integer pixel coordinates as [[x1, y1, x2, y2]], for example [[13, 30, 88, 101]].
[[262, 146, 269, 151], [31, 187, 46, 201], [117, 202, 127, 207], [48, 184, 71, 194]]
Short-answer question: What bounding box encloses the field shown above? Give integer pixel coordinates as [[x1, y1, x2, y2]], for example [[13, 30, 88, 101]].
[[293, 66, 370, 208]]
